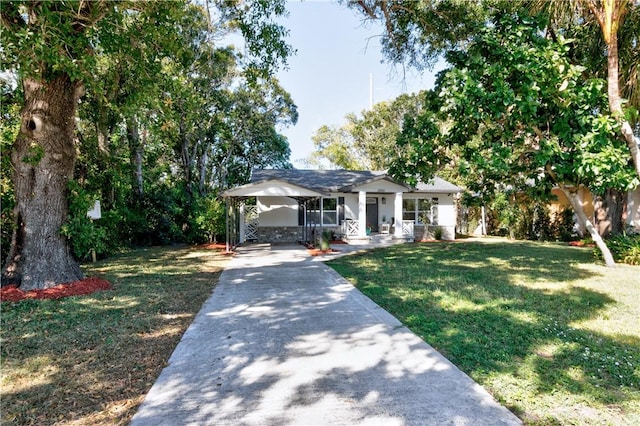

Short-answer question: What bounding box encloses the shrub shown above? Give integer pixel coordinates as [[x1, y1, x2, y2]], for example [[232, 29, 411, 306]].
[[61, 182, 109, 261], [433, 226, 444, 240], [552, 207, 577, 242], [320, 230, 331, 250], [193, 195, 226, 244], [597, 233, 640, 265]]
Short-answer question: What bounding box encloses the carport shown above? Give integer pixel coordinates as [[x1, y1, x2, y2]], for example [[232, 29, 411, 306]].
[[222, 178, 327, 252]]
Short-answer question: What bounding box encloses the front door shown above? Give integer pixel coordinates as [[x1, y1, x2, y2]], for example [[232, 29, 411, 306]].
[[366, 197, 378, 232]]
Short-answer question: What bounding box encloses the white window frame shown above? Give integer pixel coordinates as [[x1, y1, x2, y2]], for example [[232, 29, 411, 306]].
[[322, 197, 338, 225], [402, 199, 416, 222], [406, 197, 439, 225], [306, 197, 338, 226]]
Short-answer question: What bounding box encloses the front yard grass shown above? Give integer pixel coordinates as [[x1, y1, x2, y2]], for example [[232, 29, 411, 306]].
[[327, 238, 640, 425], [1, 245, 228, 426]]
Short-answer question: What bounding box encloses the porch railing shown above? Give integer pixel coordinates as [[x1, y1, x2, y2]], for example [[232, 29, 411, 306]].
[[243, 205, 259, 241], [402, 220, 414, 237], [342, 219, 414, 238], [341, 219, 359, 237]]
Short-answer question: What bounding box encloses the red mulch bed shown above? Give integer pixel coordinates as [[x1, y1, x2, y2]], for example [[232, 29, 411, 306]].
[[308, 248, 341, 256], [0, 277, 112, 303], [200, 243, 227, 250], [199, 242, 236, 255], [568, 241, 595, 247]]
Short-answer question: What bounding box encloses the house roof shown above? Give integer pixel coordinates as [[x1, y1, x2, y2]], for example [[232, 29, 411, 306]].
[[222, 178, 327, 198], [249, 169, 463, 194], [414, 176, 465, 193]]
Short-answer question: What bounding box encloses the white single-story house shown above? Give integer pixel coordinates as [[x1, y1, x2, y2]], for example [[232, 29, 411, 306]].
[[223, 169, 463, 245]]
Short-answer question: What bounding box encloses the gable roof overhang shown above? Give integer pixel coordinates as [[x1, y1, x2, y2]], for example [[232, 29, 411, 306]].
[[222, 178, 327, 199], [410, 176, 464, 194], [340, 175, 409, 193]]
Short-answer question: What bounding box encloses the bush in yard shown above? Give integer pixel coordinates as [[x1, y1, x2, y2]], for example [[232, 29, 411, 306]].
[[597, 233, 640, 265], [61, 182, 109, 261], [552, 207, 578, 242], [319, 230, 331, 251], [490, 193, 558, 241], [193, 195, 227, 243], [433, 226, 444, 240]]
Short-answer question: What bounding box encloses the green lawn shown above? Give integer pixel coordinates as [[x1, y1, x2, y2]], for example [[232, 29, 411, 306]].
[[327, 238, 640, 425], [0, 246, 228, 426]]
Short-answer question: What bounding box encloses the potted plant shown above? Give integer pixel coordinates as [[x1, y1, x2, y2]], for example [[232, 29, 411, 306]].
[[320, 230, 331, 251]]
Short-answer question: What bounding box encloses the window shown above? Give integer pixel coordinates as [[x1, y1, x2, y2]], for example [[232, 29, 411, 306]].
[[306, 197, 338, 225], [431, 198, 439, 225], [417, 199, 431, 225], [402, 199, 416, 222], [405, 198, 439, 225], [322, 198, 338, 225], [306, 199, 320, 225]]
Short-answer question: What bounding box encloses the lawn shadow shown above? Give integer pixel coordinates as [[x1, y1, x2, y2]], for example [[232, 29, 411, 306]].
[[129, 244, 520, 425], [327, 240, 640, 422], [0, 246, 226, 426]]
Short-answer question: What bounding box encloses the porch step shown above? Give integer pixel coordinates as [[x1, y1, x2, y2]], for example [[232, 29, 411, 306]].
[[346, 233, 413, 246]]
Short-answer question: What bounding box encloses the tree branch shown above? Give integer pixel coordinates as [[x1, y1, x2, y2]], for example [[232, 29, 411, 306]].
[[356, 0, 378, 19], [1, 2, 27, 30]]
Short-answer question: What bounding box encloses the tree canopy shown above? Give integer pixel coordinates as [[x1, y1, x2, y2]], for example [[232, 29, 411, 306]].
[[304, 93, 423, 170], [350, 0, 640, 177], [0, 0, 296, 289], [391, 13, 637, 265]]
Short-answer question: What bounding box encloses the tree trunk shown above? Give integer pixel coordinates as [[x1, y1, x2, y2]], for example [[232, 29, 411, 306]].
[[2, 75, 84, 290], [127, 117, 144, 198], [594, 188, 626, 238], [199, 147, 209, 196], [594, 0, 640, 179], [559, 184, 616, 267]]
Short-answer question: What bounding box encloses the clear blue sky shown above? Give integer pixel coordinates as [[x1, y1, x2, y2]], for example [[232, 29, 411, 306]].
[[275, 1, 445, 167]]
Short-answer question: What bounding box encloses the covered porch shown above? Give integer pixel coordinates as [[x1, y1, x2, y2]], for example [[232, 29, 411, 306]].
[[222, 176, 415, 249], [336, 175, 414, 243], [222, 178, 327, 251]]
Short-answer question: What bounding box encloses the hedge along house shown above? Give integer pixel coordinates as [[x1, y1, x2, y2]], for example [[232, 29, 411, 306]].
[[223, 169, 463, 247]]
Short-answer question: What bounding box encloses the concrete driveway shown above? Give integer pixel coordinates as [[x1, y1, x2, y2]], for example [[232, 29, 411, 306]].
[[130, 243, 521, 426]]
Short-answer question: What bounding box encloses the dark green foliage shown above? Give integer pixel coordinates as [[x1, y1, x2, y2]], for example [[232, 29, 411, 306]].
[[0, 80, 19, 260], [488, 192, 576, 242], [61, 182, 108, 261], [1, 0, 296, 266], [597, 233, 640, 265], [1, 1, 294, 282], [193, 195, 227, 243], [553, 207, 578, 242], [320, 230, 332, 250]]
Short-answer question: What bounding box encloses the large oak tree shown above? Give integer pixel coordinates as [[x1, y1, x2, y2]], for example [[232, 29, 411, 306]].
[[1, 0, 291, 290]]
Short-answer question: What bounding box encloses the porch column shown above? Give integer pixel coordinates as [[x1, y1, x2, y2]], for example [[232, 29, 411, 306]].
[[239, 203, 245, 243], [394, 191, 403, 238], [225, 197, 230, 253], [358, 190, 367, 237]]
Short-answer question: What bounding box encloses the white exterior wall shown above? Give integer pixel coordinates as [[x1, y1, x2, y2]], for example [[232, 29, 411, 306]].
[[377, 196, 395, 223], [342, 194, 400, 223], [254, 192, 458, 230], [628, 186, 640, 230], [401, 193, 457, 226], [257, 196, 298, 226], [342, 194, 358, 221]]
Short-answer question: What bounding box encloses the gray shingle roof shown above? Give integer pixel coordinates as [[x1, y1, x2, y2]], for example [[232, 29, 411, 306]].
[[414, 176, 465, 193], [251, 169, 463, 193]]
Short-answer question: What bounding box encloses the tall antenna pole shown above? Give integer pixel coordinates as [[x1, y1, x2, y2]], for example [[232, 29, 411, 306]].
[[369, 72, 374, 109]]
